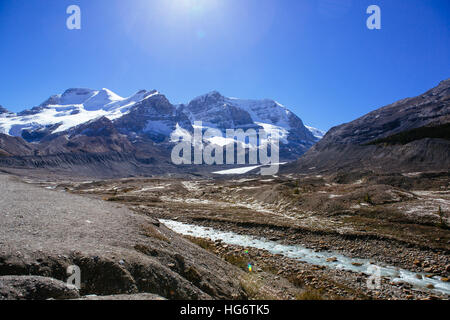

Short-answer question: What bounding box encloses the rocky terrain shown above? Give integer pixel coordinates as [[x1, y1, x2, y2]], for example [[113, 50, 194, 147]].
[[0, 174, 249, 300], [0, 88, 320, 179], [1, 80, 449, 301], [36, 169, 448, 300], [284, 79, 450, 174]]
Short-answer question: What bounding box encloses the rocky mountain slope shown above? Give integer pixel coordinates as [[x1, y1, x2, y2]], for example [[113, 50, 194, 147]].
[[178, 91, 318, 159], [0, 88, 319, 157], [0, 88, 321, 177], [283, 79, 450, 174], [0, 134, 35, 157]]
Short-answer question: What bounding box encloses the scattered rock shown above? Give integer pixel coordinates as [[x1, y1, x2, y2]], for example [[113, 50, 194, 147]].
[[326, 257, 337, 262], [76, 293, 166, 300], [0, 276, 80, 300]]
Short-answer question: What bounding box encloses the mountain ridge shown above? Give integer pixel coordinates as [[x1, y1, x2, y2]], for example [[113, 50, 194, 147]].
[[0, 88, 321, 162], [282, 78, 450, 174]]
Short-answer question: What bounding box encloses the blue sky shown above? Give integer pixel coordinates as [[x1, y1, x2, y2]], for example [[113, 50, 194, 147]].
[[0, 0, 449, 130]]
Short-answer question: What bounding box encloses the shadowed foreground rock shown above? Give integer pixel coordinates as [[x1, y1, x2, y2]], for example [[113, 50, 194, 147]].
[[0, 174, 246, 300], [75, 293, 166, 300], [0, 276, 80, 300]]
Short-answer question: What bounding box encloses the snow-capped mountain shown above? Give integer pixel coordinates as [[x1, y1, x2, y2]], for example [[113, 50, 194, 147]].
[[177, 91, 319, 159], [0, 105, 11, 115], [0, 88, 321, 160], [0, 88, 158, 139], [305, 126, 326, 139]]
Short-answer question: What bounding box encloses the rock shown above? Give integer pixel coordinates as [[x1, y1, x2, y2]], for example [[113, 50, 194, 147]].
[[413, 260, 421, 266], [283, 80, 450, 174], [0, 175, 247, 301], [0, 276, 80, 300], [326, 257, 337, 262], [446, 264, 450, 273], [351, 262, 363, 267], [426, 284, 435, 289], [441, 278, 449, 282], [423, 267, 433, 273], [76, 293, 166, 300], [151, 220, 160, 227]]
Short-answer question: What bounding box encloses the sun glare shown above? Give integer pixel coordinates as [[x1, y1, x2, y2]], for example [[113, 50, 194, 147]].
[[167, 0, 219, 16]]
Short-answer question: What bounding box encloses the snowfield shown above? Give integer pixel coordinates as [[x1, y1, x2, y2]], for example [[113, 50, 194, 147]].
[[0, 88, 323, 151], [0, 88, 158, 136]]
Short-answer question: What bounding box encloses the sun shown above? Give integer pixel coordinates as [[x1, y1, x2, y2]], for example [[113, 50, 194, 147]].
[[167, 0, 219, 16]]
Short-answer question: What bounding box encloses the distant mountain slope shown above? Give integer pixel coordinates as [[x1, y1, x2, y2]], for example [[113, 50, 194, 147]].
[[304, 126, 325, 139], [0, 88, 156, 137], [179, 91, 318, 159], [0, 88, 319, 162], [38, 117, 136, 155], [283, 79, 450, 174], [0, 105, 11, 115], [0, 134, 35, 157]]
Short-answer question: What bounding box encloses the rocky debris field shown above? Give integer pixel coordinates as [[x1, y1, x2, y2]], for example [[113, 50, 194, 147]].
[[55, 170, 450, 300], [0, 174, 247, 300], [0, 276, 80, 300]]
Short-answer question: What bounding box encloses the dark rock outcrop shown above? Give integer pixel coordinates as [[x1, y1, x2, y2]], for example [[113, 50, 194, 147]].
[[0, 105, 10, 114], [0, 174, 246, 300], [115, 94, 193, 143], [0, 276, 80, 300], [39, 117, 136, 155], [283, 79, 450, 174], [0, 134, 36, 157]]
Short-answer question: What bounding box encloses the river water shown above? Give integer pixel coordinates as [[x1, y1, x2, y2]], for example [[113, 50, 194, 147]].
[[161, 219, 450, 295]]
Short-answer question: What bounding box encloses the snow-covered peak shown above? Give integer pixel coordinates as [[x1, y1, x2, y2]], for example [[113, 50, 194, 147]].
[[0, 88, 157, 137], [184, 93, 294, 130], [83, 88, 125, 111], [305, 125, 325, 139], [227, 97, 293, 128], [0, 105, 11, 115], [0, 88, 318, 161], [188, 91, 225, 108], [59, 88, 97, 105], [45, 88, 126, 111], [192, 90, 223, 100]]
